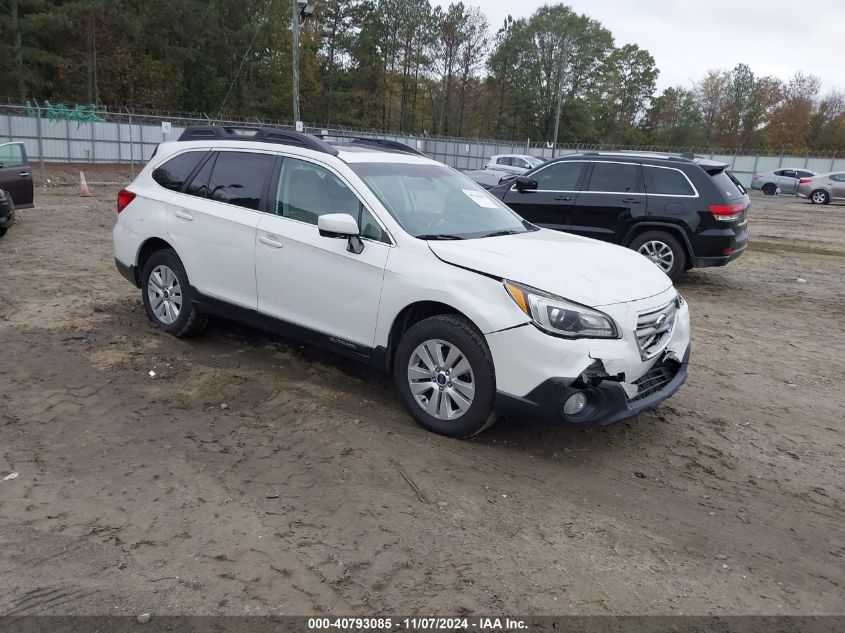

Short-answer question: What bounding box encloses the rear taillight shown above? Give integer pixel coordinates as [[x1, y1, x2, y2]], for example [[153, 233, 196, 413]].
[[117, 188, 136, 213], [709, 203, 745, 222], [799, 178, 813, 184], [752, 173, 762, 180]]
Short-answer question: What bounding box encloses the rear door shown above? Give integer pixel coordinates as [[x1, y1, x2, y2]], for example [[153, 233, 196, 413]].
[[0, 142, 34, 208], [569, 161, 644, 243], [499, 160, 585, 230], [166, 149, 276, 309], [779, 169, 799, 193]]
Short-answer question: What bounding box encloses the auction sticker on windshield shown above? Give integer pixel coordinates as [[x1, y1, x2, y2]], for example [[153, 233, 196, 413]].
[[463, 189, 498, 208]]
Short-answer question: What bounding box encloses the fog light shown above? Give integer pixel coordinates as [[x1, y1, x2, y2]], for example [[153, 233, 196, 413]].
[[563, 392, 587, 416]]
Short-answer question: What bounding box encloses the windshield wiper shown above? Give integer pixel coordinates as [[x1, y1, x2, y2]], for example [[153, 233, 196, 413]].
[[416, 233, 465, 240], [480, 229, 522, 238]]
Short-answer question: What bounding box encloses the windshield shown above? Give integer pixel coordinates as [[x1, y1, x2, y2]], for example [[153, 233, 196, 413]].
[[350, 162, 534, 239]]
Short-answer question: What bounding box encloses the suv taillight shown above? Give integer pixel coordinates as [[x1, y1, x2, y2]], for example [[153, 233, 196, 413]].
[[117, 188, 136, 213], [709, 203, 744, 222], [799, 178, 813, 184], [752, 173, 762, 180]]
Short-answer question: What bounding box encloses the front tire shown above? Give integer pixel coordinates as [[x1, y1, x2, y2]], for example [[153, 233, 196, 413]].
[[140, 249, 207, 337], [629, 231, 687, 280], [810, 189, 830, 205], [394, 315, 497, 438]]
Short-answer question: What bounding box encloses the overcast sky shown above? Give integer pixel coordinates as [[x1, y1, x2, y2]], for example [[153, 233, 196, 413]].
[[444, 0, 845, 95]]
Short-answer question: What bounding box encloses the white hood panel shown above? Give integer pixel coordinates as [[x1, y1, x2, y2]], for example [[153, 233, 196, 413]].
[[428, 229, 674, 307]]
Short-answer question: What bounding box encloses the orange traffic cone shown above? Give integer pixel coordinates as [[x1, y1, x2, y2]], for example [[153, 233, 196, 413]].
[[79, 171, 92, 197]]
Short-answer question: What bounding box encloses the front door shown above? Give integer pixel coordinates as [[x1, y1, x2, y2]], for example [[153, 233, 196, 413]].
[[0, 143, 34, 208], [778, 169, 799, 193], [500, 160, 585, 231], [255, 156, 390, 349], [569, 161, 644, 244]]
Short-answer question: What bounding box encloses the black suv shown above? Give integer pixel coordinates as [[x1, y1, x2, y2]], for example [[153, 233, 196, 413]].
[[486, 152, 749, 279]]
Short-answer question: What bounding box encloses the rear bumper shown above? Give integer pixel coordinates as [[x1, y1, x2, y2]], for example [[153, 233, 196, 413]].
[[115, 258, 139, 287], [691, 239, 747, 267], [495, 345, 690, 425]]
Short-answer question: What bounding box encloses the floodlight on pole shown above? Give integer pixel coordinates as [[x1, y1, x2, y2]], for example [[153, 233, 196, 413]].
[[291, 1, 316, 128]]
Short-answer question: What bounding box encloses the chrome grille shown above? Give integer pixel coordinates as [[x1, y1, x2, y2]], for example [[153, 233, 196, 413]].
[[635, 298, 679, 361]]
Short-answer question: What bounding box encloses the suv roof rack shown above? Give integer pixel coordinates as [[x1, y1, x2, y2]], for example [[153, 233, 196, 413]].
[[317, 134, 426, 157], [177, 125, 339, 156]]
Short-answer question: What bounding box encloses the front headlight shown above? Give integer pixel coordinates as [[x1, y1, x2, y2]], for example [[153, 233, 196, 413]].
[[504, 280, 619, 339]]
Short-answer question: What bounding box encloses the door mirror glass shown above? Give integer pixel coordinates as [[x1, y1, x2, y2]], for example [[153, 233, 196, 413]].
[[515, 176, 537, 191]]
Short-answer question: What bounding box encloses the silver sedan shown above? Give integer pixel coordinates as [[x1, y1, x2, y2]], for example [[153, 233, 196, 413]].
[[795, 172, 845, 204], [750, 168, 817, 195]]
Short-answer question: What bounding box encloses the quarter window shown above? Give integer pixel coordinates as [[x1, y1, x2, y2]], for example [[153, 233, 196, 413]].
[[275, 158, 387, 242], [152, 151, 207, 191], [587, 162, 640, 193], [532, 162, 583, 191], [643, 166, 695, 196], [207, 151, 275, 210]]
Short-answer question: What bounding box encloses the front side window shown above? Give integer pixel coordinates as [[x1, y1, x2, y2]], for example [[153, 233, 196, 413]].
[[351, 162, 532, 240], [275, 158, 387, 242], [532, 161, 583, 191], [207, 151, 275, 210], [832, 174, 845, 182], [587, 162, 640, 193], [643, 166, 695, 196], [152, 151, 207, 191], [782, 170, 798, 178], [0, 143, 25, 167], [514, 158, 529, 169]]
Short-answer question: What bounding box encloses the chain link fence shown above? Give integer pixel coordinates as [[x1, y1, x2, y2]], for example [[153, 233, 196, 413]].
[[2, 100, 843, 187]]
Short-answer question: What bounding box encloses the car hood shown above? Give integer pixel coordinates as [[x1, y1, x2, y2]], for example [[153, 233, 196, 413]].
[[428, 229, 673, 307]]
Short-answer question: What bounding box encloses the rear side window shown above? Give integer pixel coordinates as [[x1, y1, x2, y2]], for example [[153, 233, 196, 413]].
[[587, 162, 640, 193], [532, 162, 583, 190], [798, 171, 815, 178], [184, 154, 216, 198], [207, 151, 275, 210], [644, 166, 695, 196], [152, 151, 206, 191], [710, 169, 745, 199]]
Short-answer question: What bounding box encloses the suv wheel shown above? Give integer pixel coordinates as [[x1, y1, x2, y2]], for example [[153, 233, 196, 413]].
[[630, 231, 687, 280], [394, 315, 497, 438], [141, 249, 207, 337], [762, 183, 777, 196], [810, 189, 830, 205]]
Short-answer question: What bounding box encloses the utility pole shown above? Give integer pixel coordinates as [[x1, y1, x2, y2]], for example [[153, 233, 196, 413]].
[[291, 0, 301, 126], [551, 52, 565, 158]]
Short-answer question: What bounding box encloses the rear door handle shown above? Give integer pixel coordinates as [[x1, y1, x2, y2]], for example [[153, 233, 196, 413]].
[[175, 210, 194, 221], [622, 198, 642, 204], [259, 235, 284, 249], [554, 195, 571, 201]]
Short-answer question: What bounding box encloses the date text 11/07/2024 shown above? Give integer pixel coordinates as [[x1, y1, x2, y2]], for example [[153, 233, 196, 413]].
[[307, 617, 528, 631]]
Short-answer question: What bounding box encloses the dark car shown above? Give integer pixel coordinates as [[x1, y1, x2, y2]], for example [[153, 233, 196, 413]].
[[487, 152, 749, 279], [0, 142, 34, 211], [0, 187, 14, 237]]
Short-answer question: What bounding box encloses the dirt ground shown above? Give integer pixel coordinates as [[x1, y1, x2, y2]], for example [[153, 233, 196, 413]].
[[0, 182, 843, 617]]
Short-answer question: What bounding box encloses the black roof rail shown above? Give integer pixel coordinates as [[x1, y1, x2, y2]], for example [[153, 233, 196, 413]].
[[177, 125, 339, 156], [679, 152, 696, 160], [316, 133, 426, 157]]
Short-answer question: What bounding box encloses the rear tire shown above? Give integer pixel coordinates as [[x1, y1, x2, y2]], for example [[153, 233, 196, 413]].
[[140, 249, 207, 338], [394, 314, 497, 438], [810, 189, 830, 205], [0, 226, 7, 237], [762, 183, 777, 196], [629, 231, 687, 280]]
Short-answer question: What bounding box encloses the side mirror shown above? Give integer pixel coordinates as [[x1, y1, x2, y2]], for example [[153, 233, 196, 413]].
[[318, 213, 364, 254], [515, 176, 537, 191]]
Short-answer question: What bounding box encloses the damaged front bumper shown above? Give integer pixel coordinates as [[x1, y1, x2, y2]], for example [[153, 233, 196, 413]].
[[494, 344, 689, 425], [486, 287, 691, 425]]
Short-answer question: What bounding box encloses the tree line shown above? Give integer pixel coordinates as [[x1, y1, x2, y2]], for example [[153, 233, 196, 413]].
[[2, 0, 844, 152]]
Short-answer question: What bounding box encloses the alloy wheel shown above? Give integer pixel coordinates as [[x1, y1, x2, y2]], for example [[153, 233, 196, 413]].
[[407, 338, 475, 420], [811, 191, 828, 204], [638, 240, 675, 274], [147, 264, 183, 325]]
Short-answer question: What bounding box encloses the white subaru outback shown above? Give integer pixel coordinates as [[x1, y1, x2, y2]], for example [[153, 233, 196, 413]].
[[113, 126, 690, 438]]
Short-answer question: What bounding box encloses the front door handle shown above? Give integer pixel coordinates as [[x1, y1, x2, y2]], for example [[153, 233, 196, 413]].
[[19, 171, 30, 177], [554, 195, 572, 201], [622, 198, 642, 204], [175, 210, 194, 221], [259, 235, 284, 249]]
